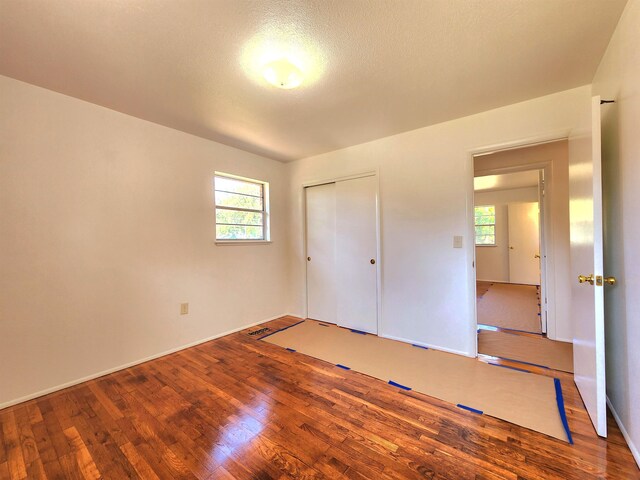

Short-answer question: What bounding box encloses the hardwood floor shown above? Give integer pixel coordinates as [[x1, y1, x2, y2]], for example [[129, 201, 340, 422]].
[[1, 316, 638, 479]]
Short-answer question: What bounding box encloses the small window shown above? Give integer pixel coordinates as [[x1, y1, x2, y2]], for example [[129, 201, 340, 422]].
[[475, 205, 496, 246], [215, 173, 269, 241]]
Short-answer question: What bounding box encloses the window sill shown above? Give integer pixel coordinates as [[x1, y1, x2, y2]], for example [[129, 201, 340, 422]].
[[215, 240, 272, 246], [475, 244, 497, 247]]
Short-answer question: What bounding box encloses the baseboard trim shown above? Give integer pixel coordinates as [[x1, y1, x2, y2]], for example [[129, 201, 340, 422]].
[[379, 333, 475, 358], [0, 313, 293, 411], [607, 396, 640, 468]]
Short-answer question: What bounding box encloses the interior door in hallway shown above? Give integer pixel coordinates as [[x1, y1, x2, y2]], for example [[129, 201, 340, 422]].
[[508, 202, 541, 285], [305, 183, 337, 323], [335, 175, 378, 334], [569, 95, 606, 437]]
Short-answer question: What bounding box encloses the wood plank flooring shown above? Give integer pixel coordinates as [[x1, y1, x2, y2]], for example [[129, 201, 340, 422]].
[[1, 316, 638, 479]]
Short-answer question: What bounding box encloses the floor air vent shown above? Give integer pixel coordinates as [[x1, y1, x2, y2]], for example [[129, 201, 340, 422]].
[[248, 327, 270, 336]]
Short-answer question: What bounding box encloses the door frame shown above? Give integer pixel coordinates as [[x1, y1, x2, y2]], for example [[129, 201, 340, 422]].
[[466, 130, 571, 354], [301, 170, 382, 335]]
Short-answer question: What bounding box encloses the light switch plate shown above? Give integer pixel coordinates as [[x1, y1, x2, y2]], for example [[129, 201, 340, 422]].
[[180, 303, 189, 315], [453, 236, 463, 248]]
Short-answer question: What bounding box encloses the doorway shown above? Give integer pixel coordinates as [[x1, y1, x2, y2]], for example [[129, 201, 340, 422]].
[[305, 174, 380, 334], [472, 142, 574, 374]]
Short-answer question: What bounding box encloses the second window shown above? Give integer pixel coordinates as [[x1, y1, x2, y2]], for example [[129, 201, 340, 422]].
[[215, 173, 268, 241]]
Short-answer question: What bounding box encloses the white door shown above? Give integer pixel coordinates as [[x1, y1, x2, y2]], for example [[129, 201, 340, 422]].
[[569, 95, 606, 437], [335, 176, 378, 334], [305, 183, 337, 323], [508, 202, 541, 285]]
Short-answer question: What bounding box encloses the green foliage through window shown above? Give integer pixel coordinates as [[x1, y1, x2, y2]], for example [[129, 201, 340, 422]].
[[474, 205, 495, 245], [215, 174, 268, 240]]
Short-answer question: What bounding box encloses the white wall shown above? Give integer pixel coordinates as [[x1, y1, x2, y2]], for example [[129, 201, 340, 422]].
[[474, 187, 539, 283], [592, 0, 640, 466], [0, 76, 291, 408], [286, 85, 591, 357]]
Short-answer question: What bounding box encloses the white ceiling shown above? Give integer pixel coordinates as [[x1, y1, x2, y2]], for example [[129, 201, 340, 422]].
[[474, 170, 540, 192], [0, 0, 627, 161]]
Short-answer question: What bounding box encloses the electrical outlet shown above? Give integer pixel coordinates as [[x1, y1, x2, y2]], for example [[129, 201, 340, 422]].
[[180, 303, 189, 315]]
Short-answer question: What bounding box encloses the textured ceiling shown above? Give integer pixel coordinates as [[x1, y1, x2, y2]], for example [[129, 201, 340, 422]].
[[0, 0, 627, 161]]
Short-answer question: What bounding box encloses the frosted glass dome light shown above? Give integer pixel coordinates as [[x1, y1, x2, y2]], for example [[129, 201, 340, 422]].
[[262, 59, 304, 89]]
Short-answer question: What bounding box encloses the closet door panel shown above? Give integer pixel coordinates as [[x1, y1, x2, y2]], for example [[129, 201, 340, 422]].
[[336, 176, 378, 333], [305, 183, 337, 323]]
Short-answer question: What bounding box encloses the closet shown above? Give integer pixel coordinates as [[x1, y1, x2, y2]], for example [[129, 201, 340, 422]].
[[305, 174, 379, 334]]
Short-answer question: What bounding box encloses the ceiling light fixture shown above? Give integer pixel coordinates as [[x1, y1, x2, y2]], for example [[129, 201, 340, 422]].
[[241, 27, 325, 90], [262, 58, 304, 89]]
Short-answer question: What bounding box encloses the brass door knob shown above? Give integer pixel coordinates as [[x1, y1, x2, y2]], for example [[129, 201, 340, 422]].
[[578, 274, 595, 285], [370, 259, 376, 264], [604, 276, 617, 286], [307, 256, 311, 261]]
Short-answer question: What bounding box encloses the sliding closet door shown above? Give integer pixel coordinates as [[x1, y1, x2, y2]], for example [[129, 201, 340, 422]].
[[336, 176, 378, 334], [305, 183, 337, 323]]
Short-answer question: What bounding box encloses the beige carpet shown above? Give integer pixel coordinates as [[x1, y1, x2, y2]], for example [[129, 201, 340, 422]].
[[477, 283, 542, 333], [262, 321, 571, 442], [476, 281, 493, 299], [478, 329, 574, 373]]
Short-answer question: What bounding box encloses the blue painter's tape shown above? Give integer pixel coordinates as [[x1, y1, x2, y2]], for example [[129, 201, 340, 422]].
[[412, 344, 429, 350], [457, 404, 483, 415], [554, 378, 574, 444], [388, 380, 412, 391], [350, 329, 367, 335], [336, 364, 351, 370], [258, 320, 306, 340], [477, 324, 499, 332], [285, 347, 296, 352], [488, 362, 530, 374]]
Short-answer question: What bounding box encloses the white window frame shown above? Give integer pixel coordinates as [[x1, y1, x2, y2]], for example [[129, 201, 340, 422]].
[[474, 205, 496, 246], [214, 172, 270, 244]]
